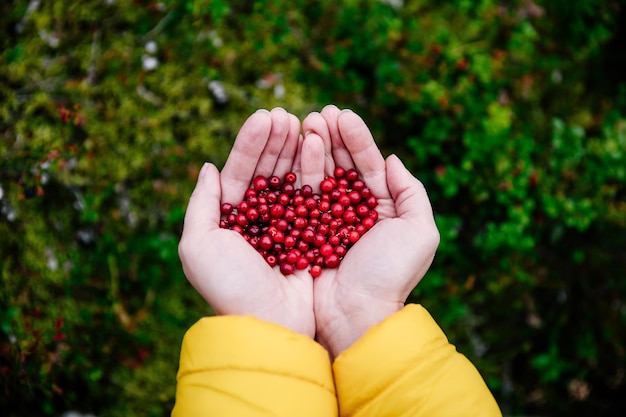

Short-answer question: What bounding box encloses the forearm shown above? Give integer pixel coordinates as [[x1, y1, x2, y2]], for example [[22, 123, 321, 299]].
[[331, 304, 502, 417], [172, 315, 337, 417]]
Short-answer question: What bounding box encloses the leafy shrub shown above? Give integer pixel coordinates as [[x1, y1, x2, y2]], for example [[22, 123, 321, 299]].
[[1, 0, 625, 416]]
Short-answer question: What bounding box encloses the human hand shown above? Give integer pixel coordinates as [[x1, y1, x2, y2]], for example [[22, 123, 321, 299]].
[[178, 108, 315, 337], [300, 106, 440, 358]]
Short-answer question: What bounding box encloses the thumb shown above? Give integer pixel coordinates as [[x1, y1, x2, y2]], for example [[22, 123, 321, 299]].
[[182, 162, 222, 236], [385, 154, 436, 224]]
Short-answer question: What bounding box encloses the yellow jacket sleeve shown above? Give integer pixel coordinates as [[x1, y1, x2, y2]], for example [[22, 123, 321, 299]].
[[332, 304, 502, 417], [171, 315, 338, 417]]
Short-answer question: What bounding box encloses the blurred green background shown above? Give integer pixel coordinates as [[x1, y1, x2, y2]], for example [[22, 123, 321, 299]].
[[1, 0, 625, 415]]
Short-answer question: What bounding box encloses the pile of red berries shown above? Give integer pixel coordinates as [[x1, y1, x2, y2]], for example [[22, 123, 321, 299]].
[[219, 167, 379, 277]]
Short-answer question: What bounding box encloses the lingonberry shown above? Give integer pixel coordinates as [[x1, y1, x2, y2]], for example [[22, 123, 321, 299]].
[[284, 235, 296, 248], [296, 256, 309, 270], [266, 254, 277, 267], [259, 235, 273, 250], [331, 203, 345, 217], [294, 217, 308, 229], [295, 204, 308, 217], [246, 207, 259, 222], [284, 171, 297, 184], [301, 184, 313, 197], [293, 195, 305, 206], [219, 166, 379, 277], [320, 179, 334, 193], [310, 265, 322, 278], [282, 183, 295, 195], [284, 250, 297, 264], [270, 204, 285, 218], [253, 175, 269, 191], [362, 216, 375, 230], [356, 204, 370, 219], [334, 244, 347, 257], [221, 203, 233, 215], [269, 175, 281, 189], [346, 168, 359, 181], [301, 228, 315, 242], [324, 253, 340, 268], [280, 262, 295, 275], [320, 244, 334, 257]]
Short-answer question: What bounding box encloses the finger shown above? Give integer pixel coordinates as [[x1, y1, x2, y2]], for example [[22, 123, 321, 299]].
[[337, 109, 391, 199], [302, 111, 335, 176], [291, 133, 304, 186], [273, 112, 301, 178], [320, 104, 354, 170], [221, 110, 272, 204], [386, 154, 436, 225], [255, 107, 291, 177], [300, 132, 326, 192], [182, 163, 222, 236]]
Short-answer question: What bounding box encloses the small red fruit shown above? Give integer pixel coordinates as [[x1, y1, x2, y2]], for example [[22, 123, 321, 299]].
[[253, 175, 269, 191], [310, 265, 322, 278]]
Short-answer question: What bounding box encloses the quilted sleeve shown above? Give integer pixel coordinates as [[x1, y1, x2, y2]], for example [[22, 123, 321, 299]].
[[332, 304, 502, 417], [172, 315, 338, 417]]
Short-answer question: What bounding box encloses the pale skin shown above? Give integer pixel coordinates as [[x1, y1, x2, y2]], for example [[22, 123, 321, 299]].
[[178, 106, 440, 358]]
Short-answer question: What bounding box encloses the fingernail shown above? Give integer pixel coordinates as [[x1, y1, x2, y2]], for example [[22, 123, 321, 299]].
[[199, 162, 209, 178], [256, 109, 270, 115]]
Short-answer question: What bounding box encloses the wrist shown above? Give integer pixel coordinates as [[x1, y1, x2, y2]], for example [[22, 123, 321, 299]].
[[316, 298, 402, 359]]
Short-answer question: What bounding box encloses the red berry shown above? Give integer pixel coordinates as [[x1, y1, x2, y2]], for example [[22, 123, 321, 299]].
[[293, 194, 305, 206], [334, 245, 347, 257], [310, 265, 322, 278], [366, 195, 378, 208], [294, 217, 308, 229], [246, 207, 259, 222], [266, 254, 277, 267], [282, 183, 295, 195], [220, 203, 233, 215], [331, 203, 345, 217], [301, 228, 315, 242], [253, 175, 269, 191], [320, 179, 334, 193], [356, 204, 370, 218], [270, 204, 285, 218], [295, 257, 309, 270], [318, 200, 331, 212], [284, 171, 297, 184], [288, 249, 302, 263], [324, 253, 340, 268], [362, 216, 375, 230], [220, 163, 379, 277], [301, 184, 313, 197], [280, 262, 295, 275], [236, 213, 248, 226], [269, 175, 281, 189], [320, 244, 334, 257], [329, 234, 341, 246], [351, 179, 365, 191], [259, 235, 273, 250], [295, 205, 308, 217], [284, 235, 296, 248], [343, 210, 357, 224]]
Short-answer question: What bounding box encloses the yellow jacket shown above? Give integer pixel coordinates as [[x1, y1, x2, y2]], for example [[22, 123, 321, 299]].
[[172, 304, 502, 417]]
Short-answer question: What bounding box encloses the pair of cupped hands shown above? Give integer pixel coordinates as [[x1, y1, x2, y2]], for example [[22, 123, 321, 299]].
[[178, 105, 440, 359]]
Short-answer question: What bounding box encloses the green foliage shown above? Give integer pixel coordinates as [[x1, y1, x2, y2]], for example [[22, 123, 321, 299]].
[[2, 0, 625, 415]]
